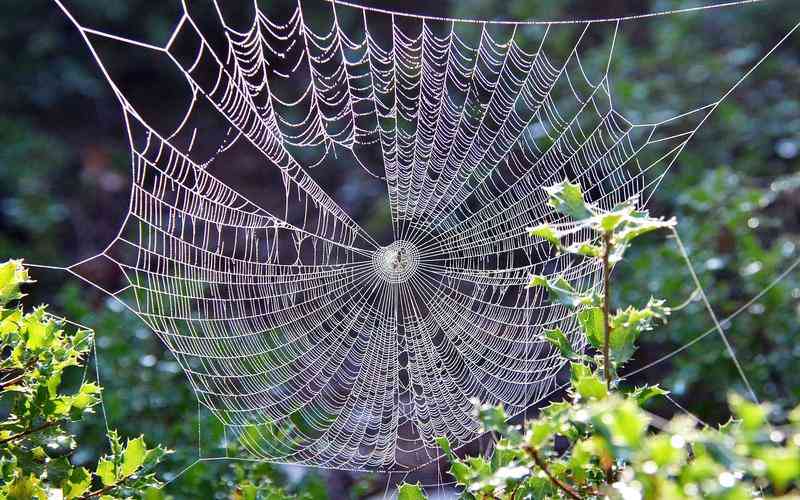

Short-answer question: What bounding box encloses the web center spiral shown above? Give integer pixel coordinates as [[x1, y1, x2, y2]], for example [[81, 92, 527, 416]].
[[372, 240, 420, 284]]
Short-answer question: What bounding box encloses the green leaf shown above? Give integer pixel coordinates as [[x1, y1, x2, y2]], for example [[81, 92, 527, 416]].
[[565, 241, 602, 257], [435, 436, 454, 460], [63, 467, 92, 499], [122, 436, 147, 476], [477, 404, 509, 435], [629, 385, 669, 405], [449, 461, 471, 485], [26, 318, 50, 350], [397, 482, 426, 500], [465, 456, 492, 478], [527, 420, 554, 448], [72, 382, 101, 412], [592, 398, 649, 449], [611, 213, 676, 247], [574, 374, 608, 400], [46, 457, 72, 486], [578, 307, 604, 348], [759, 447, 800, 492], [46, 373, 62, 398], [544, 328, 578, 359], [728, 393, 768, 432], [528, 275, 593, 308], [570, 362, 592, 383], [608, 298, 670, 364], [645, 434, 686, 468], [0, 260, 31, 306], [70, 328, 93, 353], [142, 487, 165, 500], [544, 179, 593, 220], [527, 224, 562, 248], [598, 210, 629, 232], [96, 458, 117, 487], [6, 473, 44, 500]]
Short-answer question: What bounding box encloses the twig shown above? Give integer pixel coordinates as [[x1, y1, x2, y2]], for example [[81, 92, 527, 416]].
[[80, 471, 138, 499], [526, 446, 582, 500], [0, 420, 60, 445], [0, 372, 26, 390], [0, 357, 38, 390]]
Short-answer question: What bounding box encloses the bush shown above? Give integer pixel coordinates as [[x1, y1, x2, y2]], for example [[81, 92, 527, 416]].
[[402, 181, 800, 499], [0, 260, 169, 499]]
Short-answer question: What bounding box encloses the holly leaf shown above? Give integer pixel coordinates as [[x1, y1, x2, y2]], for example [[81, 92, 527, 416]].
[[611, 212, 676, 247], [397, 482, 426, 500], [436, 436, 454, 460], [544, 179, 593, 220], [528, 275, 595, 308], [6, 473, 45, 499], [477, 404, 510, 435], [759, 447, 800, 492], [564, 241, 602, 257], [96, 458, 117, 487], [578, 307, 604, 348], [0, 260, 31, 306], [63, 467, 92, 499], [527, 224, 562, 249], [729, 393, 769, 432], [629, 385, 669, 405], [544, 328, 578, 359], [449, 461, 472, 485], [574, 373, 608, 400], [121, 436, 147, 476], [609, 298, 670, 364], [527, 420, 554, 448]]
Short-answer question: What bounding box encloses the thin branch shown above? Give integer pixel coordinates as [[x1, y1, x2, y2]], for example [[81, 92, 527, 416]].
[[0, 372, 26, 390], [526, 446, 581, 500], [80, 471, 139, 500], [0, 357, 38, 390], [0, 420, 60, 445]]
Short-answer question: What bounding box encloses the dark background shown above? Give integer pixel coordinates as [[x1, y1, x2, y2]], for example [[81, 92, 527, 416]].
[[2, 0, 800, 497]]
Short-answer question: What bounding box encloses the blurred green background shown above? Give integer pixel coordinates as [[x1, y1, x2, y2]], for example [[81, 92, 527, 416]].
[[1, 0, 799, 497]]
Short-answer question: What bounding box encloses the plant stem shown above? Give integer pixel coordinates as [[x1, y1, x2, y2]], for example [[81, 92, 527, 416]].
[[527, 446, 581, 500], [0, 420, 59, 445], [80, 472, 137, 499], [602, 232, 612, 390], [0, 372, 26, 390], [0, 357, 37, 390]]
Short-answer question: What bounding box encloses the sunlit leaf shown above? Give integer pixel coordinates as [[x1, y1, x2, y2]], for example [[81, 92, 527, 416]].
[[544, 179, 593, 220]]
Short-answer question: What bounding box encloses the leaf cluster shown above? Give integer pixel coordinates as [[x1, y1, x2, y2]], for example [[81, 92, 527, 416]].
[[0, 260, 169, 499], [400, 181, 800, 499]]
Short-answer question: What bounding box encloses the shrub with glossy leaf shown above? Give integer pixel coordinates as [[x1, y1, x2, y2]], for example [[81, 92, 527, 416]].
[[400, 181, 800, 499], [0, 259, 169, 499]]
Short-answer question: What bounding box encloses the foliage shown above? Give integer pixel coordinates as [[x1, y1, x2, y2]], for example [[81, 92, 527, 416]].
[[0, 1, 799, 496], [620, 167, 800, 420], [401, 181, 800, 498], [0, 259, 169, 499], [0, 259, 339, 499]]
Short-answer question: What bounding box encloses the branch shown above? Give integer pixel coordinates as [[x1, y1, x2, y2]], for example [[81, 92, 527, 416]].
[[80, 471, 139, 500], [0, 420, 60, 445], [0, 357, 38, 390], [526, 446, 581, 500], [0, 372, 26, 390]]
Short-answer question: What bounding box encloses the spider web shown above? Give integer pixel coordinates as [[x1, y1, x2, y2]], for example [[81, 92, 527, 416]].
[[44, 0, 798, 475]]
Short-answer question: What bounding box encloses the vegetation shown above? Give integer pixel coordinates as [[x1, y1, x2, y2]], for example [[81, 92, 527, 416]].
[[400, 181, 800, 498], [0, 259, 168, 498], [0, 259, 330, 499], [0, 1, 799, 498]]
